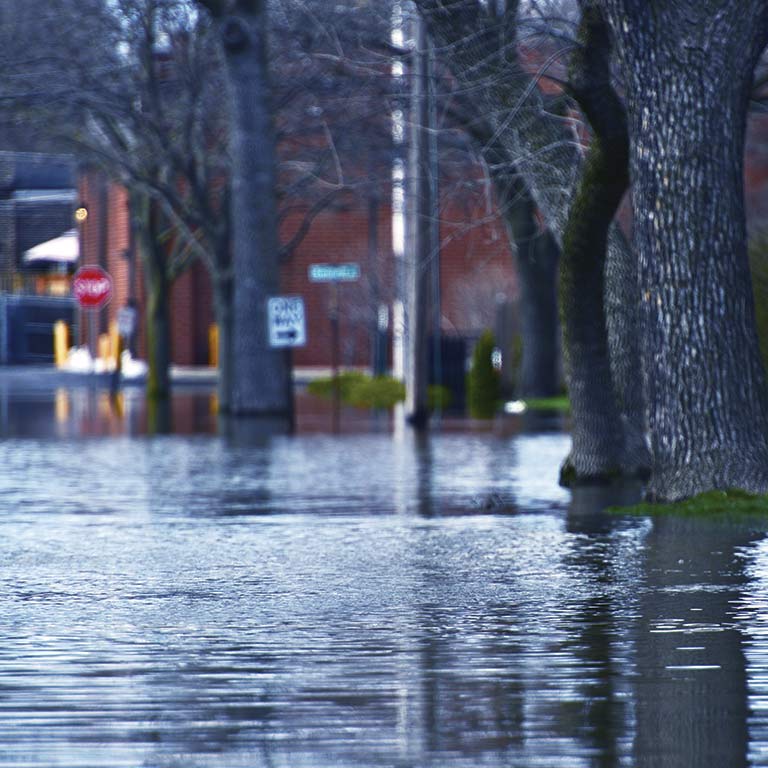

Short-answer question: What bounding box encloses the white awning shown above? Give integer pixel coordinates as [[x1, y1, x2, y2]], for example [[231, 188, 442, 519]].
[[23, 228, 79, 263]]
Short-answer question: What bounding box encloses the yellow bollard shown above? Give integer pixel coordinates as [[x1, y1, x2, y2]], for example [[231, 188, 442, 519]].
[[209, 323, 219, 368], [109, 320, 120, 368], [98, 333, 111, 368], [53, 321, 69, 368]]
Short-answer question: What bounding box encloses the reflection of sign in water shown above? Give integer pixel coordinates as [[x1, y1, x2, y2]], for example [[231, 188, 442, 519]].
[[72, 265, 113, 309], [308, 263, 360, 283], [267, 296, 306, 348]]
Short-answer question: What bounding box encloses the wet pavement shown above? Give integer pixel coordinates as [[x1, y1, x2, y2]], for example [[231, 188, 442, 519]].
[[0, 381, 766, 766]]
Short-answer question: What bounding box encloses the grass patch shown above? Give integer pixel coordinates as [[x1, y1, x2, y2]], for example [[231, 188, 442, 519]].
[[523, 395, 571, 412], [609, 488, 768, 518], [307, 371, 405, 410]]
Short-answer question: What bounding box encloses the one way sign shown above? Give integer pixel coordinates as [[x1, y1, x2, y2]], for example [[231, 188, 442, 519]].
[[267, 296, 307, 348]]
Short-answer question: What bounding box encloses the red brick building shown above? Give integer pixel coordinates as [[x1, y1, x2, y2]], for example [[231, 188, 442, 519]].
[[77, 170, 516, 371]]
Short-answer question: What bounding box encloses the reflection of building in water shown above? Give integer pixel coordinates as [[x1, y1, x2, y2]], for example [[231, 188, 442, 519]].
[[0, 386, 217, 438]]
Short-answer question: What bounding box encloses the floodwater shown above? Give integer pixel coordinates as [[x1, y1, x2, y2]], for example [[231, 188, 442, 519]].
[[1, 384, 768, 767]]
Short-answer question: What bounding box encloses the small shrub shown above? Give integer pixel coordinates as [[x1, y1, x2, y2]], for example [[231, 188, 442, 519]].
[[347, 375, 406, 409], [307, 370, 367, 401], [467, 330, 500, 419], [307, 371, 405, 410]]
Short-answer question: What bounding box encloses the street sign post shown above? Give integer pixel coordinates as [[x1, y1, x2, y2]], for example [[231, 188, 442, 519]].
[[117, 306, 137, 337], [308, 263, 360, 283], [267, 296, 306, 348], [307, 263, 360, 432]]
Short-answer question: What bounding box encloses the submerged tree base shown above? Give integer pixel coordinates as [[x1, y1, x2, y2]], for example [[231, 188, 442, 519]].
[[609, 489, 768, 517], [559, 459, 623, 488], [559, 452, 651, 488]]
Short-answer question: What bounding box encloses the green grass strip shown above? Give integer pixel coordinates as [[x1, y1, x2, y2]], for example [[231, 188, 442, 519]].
[[523, 396, 571, 412], [609, 488, 768, 518]]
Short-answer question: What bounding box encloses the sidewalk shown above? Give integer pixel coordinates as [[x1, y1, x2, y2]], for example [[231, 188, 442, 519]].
[[0, 365, 330, 389]]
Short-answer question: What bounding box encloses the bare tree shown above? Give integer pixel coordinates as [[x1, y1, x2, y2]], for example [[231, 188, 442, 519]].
[[2, 0, 397, 414], [192, 0, 291, 421], [413, 0, 649, 482], [0, 0, 232, 402]]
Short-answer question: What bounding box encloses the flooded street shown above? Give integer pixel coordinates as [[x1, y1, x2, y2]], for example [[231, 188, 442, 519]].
[[0, 385, 767, 766]]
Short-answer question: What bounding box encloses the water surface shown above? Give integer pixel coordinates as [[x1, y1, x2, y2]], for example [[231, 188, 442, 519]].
[[0, 386, 766, 767]]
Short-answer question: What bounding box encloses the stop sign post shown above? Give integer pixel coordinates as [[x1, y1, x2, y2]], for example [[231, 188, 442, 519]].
[[72, 265, 113, 364], [73, 265, 113, 310]]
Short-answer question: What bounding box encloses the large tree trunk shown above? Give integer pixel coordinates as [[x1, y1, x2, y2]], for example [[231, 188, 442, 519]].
[[208, 0, 291, 420], [602, 0, 768, 500], [414, 0, 646, 479], [559, 136, 626, 481], [560, 3, 650, 482]]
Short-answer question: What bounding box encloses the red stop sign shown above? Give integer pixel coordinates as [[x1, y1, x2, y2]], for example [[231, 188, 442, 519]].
[[72, 265, 113, 309]]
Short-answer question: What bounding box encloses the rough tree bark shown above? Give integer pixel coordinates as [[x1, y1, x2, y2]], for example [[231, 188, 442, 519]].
[[560, 2, 650, 482], [601, 0, 768, 500], [198, 0, 291, 420], [414, 0, 648, 480]]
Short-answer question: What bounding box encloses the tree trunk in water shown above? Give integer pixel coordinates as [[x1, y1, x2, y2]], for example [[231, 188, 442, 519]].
[[602, 0, 768, 499], [560, 3, 650, 482], [144, 239, 171, 404], [213, 273, 233, 414], [494, 166, 560, 398], [560, 139, 627, 481], [215, 0, 291, 420]]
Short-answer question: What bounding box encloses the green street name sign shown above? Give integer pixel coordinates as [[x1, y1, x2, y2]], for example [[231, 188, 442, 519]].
[[308, 263, 360, 283]]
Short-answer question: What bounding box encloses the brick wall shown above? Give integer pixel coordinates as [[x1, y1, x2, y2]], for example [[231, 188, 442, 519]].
[[77, 170, 518, 368]]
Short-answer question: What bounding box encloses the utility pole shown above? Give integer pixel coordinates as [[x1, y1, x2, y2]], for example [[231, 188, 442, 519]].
[[404, 10, 439, 429], [427, 34, 441, 421]]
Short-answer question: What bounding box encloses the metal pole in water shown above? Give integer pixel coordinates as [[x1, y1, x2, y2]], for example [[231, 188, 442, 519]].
[[331, 282, 340, 433]]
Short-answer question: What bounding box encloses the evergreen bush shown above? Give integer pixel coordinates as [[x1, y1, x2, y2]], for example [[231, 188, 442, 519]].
[[467, 330, 500, 419]]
